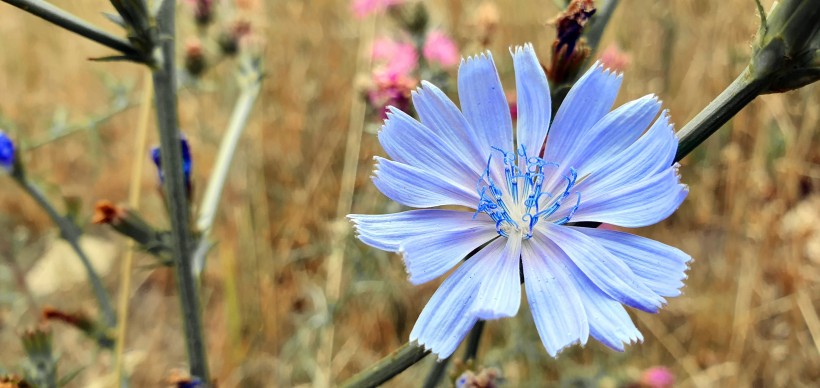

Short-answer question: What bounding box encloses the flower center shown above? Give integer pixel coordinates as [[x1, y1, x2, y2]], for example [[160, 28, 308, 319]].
[[474, 146, 581, 239]]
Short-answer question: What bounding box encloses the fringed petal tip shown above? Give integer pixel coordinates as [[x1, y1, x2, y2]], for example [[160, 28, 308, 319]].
[[509, 42, 537, 56], [604, 331, 644, 353], [546, 337, 588, 358], [589, 59, 626, 79], [409, 340, 452, 361], [459, 50, 494, 67]]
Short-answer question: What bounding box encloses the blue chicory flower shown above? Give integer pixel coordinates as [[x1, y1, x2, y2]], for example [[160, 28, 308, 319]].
[[0, 131, 15, 172], [349, 44, 690, 359], [151, 136, 192, 188]]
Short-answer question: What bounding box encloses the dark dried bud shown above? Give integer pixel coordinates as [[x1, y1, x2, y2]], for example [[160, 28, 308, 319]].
[[93, 200, 173, 259], [184, 38, 207, 77], [218, 20, 252, 56], [547, 0, 596, 84]]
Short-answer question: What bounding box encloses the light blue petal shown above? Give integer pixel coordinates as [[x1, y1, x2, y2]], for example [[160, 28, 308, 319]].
[[572, 95, 662, 177], [373, 156, 479, 208], [379, 107, 481, 189], [574, 110, 677, 193], [564, 167, 688, 228], [572, 227, 691, 297], [539, 225, 665, 312], [348, 209, 488, 251], [402, 224, 498, 285], [412, 82, 488, 172], [512, 44, 551, 157], [544, 62, 622, 167], [410, 239, 509, 359], [522, 236, 589, 356], [458, 52, 514, 153], [565, 262, 643, 351], [471, 237, 522, 320]]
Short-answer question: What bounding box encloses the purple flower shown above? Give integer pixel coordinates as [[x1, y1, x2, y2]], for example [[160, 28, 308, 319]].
[[0, 130, 14, 172], [423, 30, 460, 69], [349, 44, 690, 358], [151, 137, 192, 189]]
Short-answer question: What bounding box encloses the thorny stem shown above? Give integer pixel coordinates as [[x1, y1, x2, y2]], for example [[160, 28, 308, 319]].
[[1, 0, 139, 58], [14, 176, 116, 327], [340, 342, 430, 388], [152, 0, 210, 382], [193, 60, 263, 275]]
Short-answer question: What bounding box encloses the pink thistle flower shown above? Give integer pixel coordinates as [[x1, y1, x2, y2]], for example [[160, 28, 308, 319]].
[[599, 44, 631, 73], [372, 37, 419, 77], [367, 72, 418, 119], [352, 0, 406, 19], [183, 0, 214, 26], [640, 366, 675, 388], [423, 30, 460, 68]]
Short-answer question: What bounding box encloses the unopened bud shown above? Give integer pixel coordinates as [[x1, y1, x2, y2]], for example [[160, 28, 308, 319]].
[[752, 0, 820, 93], [0, 130, 15, 173], [388, 2, 429, 36], [93, 200, 173, 259], [151, 136, 193, 196], [184, 38, 207, 77], [219, 20, 252, 57]]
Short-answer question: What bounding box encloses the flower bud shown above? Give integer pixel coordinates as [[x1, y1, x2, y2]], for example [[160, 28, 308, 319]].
[[751, 0, 820, 93], [0, 130, 14, 173], [218, 20, 252, 57], [185, 0, 214, 27], [184, 38, 207, 77], [151, 136, 192, 193], [388, 2, 428, 35], [20, 324, 56, 387]]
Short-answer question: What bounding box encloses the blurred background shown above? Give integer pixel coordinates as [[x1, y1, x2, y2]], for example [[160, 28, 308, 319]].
[[0, 0, 818, 386]]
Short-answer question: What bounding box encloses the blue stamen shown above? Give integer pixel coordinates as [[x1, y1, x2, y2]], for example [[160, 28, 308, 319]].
[[475, 146, 582, 238]]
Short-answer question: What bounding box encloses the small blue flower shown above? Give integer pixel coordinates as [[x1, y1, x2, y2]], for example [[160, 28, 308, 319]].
[[349, 44, 690, 359], [0, 131, 15, 172], [151, 136, 192, 188]]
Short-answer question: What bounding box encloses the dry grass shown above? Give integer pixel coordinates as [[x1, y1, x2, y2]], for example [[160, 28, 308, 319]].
[[0, 0, 818, 387]]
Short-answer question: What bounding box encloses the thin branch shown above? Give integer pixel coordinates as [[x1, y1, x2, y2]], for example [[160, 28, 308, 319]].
[[2, 0, 139, 58], [15, 177, 116, 327], [340, 342, 430, 388], [113, 71, 154, 386], [193, 60, 263, 274]]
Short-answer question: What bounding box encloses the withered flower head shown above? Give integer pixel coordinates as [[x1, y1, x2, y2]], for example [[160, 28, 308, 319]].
[[93, 200, 126, 225], [547, 0, 596, 84], [553, 0, 595, 59]]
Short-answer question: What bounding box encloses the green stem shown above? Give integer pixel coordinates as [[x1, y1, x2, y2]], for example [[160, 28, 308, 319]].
[[462, 320, 485, 362], [1, 0, 139, 58], [584, 0, 620, 55], [340, 343, 430, 388], [422, 357, 450, 388], [151, 0, 209, 382], [675, 66, 771, 162], [422, 319, 486, 387], [193, 62, 263, 274], [15, 177, 116, 327]]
